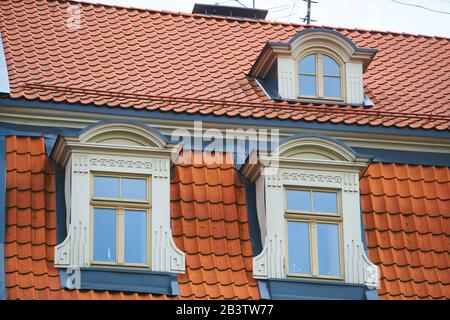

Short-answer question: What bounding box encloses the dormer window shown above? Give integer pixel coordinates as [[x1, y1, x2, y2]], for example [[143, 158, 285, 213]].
[[298, 53, 342, 100], [51, 121, 186, 294], [250, 28, 377, 105], [240, 135, 379, 290]]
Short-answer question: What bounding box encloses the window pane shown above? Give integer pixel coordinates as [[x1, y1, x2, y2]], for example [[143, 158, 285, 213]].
[[317, 223, 340, 277], [286, 190, 311, 211], [312, 191, 338, 213], [323, 76, 341, 98], [93, 208, 116, 262], [298, 54, 316, 74], [288, 221, 310, 274], [322, 55, 340, 76], [124, 210, 147, 264], [299, 75, 316, 96], [122, 178, 147, 200], [94, 176, 119, 198]]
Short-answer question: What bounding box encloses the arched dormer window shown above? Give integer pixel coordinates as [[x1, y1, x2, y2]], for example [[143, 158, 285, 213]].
[[249, 28, 377, 105], [298, 52, 342, 100]]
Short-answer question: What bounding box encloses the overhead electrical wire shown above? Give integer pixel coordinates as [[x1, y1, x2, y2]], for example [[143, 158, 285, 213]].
[[390, 0, 450, 14]]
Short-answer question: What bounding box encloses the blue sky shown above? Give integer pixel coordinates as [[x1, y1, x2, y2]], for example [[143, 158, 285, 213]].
[[76, 0, 450, 37]]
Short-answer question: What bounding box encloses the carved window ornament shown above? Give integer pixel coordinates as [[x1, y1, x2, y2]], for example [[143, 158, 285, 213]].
[[240, 134, 379, 289], [51, 120, 185, 274], [249, 28, 377, 105]]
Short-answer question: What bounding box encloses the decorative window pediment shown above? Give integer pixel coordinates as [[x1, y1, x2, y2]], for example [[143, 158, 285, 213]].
[[51, 121, 185, 276], [241, 134, 379, 289], [250, 28, 377, 105]]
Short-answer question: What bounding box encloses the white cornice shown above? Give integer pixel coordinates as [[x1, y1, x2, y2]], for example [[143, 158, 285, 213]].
[[1, 105, 449, 154]]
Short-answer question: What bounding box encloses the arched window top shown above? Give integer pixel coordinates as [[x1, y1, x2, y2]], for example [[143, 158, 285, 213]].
[[298, 54, 316, 74], [322, 55, 340, 76], [298, 52, 342, 100]]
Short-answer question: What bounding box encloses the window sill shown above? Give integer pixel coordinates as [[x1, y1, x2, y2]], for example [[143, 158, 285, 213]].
[[284, 97, 367, 107], [59, 267, 179, 296], [260, 278, 378, 300]]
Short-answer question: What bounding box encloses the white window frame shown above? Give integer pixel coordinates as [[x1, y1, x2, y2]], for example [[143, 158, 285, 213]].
[[90, 173, 152, 268], [297, 51, 345, 101], [51, 121, 185, 274], [284, 187, 344, 280]]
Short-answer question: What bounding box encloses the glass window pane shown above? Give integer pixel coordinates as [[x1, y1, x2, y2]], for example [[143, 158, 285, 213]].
[[94, 176, 120, 198], [322, 55, 340, 76], [124, 210, 147, 264], [317, 223, 340, 277], [312, 191, 338, 213], [298, 54, 316, 74], [93, 208, 116, 262], [288, 221, 310, 274], [299, 75, 316, 96], [121, 178, 147, 200], [323, 76, 341, 98], [286, 190, 311, 211]]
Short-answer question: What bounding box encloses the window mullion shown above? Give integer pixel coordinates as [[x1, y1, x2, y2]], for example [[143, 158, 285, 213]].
[[317, 54, 323, 98], [310, 221, 319, 277], [117, 208, 124, 264]]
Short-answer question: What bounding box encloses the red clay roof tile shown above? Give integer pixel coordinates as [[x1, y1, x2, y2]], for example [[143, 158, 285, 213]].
[[361, 163, 450, 300], [0, 0, 448, 130], [4, 138, 259, 300], [5, 136, 449, 300]]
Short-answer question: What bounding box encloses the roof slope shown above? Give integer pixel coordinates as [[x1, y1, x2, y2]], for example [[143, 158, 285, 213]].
[[0, 0, 449, 130], [361, 163, 450, 299], [4, 136, 259, 299]]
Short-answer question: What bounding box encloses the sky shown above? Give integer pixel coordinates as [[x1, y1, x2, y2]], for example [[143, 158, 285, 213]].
[[74, 0, 450, 37]]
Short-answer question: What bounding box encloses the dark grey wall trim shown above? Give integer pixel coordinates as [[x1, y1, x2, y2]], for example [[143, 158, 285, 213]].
[[60, 267, 179, 296], [257, 280, 271, 300], [1, 97, 449, 139], [54, 166, 67, 244], [244, 182, 263, 256], [0, 136, 7, 300], [354, 147, 450, 167], [267, 278, 373, 300], [0, 121, 79, 155]]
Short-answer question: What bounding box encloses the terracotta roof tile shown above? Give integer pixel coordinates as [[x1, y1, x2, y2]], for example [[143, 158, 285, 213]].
[[4, 137, 259, 300], [361, 163, 450, 300], [0, 0, 449, 130]]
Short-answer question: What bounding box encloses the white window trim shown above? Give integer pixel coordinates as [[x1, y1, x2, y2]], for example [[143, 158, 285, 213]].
[[284, 187, 344, 280], [51, 121, 186, 274], [241, 135, 379, 288], [89, 173, 152, 268], [296, 50, 345, 102], [270, 30, 373, 104]]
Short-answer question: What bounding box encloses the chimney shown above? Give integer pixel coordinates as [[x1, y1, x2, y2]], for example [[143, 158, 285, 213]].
[[192, 3, 268, 20]]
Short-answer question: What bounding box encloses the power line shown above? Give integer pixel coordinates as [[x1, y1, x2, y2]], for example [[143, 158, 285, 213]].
[[390, 0, 450, 14], [288, 0, 298, 21], [234, 0, 247, 8]]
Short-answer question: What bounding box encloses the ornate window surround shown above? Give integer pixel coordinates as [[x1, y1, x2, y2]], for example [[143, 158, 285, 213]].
[[241, 134, 379, 289], [249, 28, 377, 105], [51, 120, 185, 274]]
